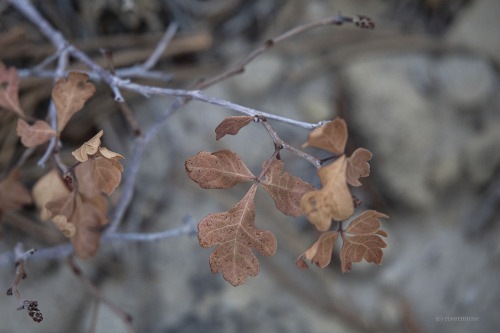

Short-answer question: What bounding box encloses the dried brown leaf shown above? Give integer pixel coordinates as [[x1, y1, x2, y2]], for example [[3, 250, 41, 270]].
[[346, 148, 372, 187], [16, 119, 56, 147], [215, 116, 254, 140], [0, 171, 32, 213], [0, 62, 24, 117], [185, 150, 254, 189], [296, 231, 339, 269], [98, 147, 124, 172], [32, 169, 70, 221], [340, 210, 388, 273], [198, 184, 277, 286], [71, 194, 108, 259], [260, 159, 316, 217], [90, 156, 122, 196], [301, 155, 354, 231], [45, 191, 79, 237], [52, 72, 96, 134], [302, 118, 347, 154]]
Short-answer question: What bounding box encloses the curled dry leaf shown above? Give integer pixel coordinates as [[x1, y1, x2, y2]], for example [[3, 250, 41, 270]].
[[16, 119, 56, 147], [72, 130, 103, 162], [301, 155, 354, 231], [52, 72, 96, 134], [0, 62, 24, 117], [198, 184, 277, 286], [260, 159, 316, 217], [346, 148, 372, 187], [75, 156, 122, 196], [302, 118, 347, 154], [32, 169, 70, 221], [45, 191, 80, 237], [0, 170, 32, 218], [340, 210, 388, 273], [296, 231, 338, 269], [185, 150, 254, 189], [215, 116, 254, 141]]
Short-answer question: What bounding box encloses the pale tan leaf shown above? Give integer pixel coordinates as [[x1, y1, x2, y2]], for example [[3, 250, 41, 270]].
[[0, 62, 24, 117], [98, 147, 124, 171], [296, 231, 339, 269], [16, 119, 56, 147], [215, 116, 254, 140], [198, 184, 277, 286], [185, 150, 254, 189], [302, 118, 347, 154], [45, 191, 80, 237], [71, 130, 103, 162], [301, 155, 354, 231], [52, 72, 96, 133], [260, 159, 316, 217], [346, 148, 372, 187], [0, 170, 32, 212], [32, 169, 70, 221]]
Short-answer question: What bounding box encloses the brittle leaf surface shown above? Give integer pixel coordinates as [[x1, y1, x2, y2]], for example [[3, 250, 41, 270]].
[[198, 184, 277, 286], [16, 119, 56, 147], [72, 130, 103, 162], [0, 62, 24, 117], [296, 231, 339, 269], [302, 118, 347, 154], [346, 148, 372, 187], [215, 116, 254, 140]]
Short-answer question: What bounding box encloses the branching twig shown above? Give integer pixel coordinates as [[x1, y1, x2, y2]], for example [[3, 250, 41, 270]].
[[66, 257, 135, 333], [5, 243, 43, 323]]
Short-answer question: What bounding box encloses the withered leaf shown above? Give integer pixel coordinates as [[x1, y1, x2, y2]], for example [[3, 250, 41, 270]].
[[71, 194, 108, 259], [45, 191, 79, 237], [346, 148, 372, 187], [185, 150, 255, 189], [260, 159, 316, 217], [72, 130, 103, 162], [32, 169, 70, 221], [98, 147, 124, 172], [302, 118, 347, 154], [301, 155, 354, 231], [0, 62, 24, 117], [16, 119, 56, 147], [52, 72, 95, 134], [215, 116, 254, 141], [296, 231, 339, 269], [0, 170, 32, 214], [340, 210, 388, 273], [90, 156, 122, 196], [198, 184, 277, 286]]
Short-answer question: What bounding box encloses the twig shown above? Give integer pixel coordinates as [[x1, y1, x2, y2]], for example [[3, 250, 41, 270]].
[[66, 257, 135, 333], [5, 243, 43, 323], [138, 22, 178, 72]]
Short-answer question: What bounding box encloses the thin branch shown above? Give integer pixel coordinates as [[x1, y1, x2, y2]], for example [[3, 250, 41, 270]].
[[139, 22, 178, 72], [67, 257, 135, 333]]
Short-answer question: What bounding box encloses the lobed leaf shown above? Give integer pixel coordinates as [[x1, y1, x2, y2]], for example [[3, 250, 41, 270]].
[[185, 150, 255, 189], [296, 231, 339, 269], [302, 118, 347, 154], [215, 116, 254, 140], [52, 72, 96, 134], [0, 62, 24, 117], [260, 159, 316, 217], [16, 119, 56, 147], [301, 155, 354, 231], [346, 148, 372, 187], [32, 169, 70, 221], [72, 130, 103, 162], [198, 184, 277, 286], [340, 210, 388, 273]]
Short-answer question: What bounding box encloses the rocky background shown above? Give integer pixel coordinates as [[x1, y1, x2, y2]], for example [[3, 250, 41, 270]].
[[1, 0, 499, 332]]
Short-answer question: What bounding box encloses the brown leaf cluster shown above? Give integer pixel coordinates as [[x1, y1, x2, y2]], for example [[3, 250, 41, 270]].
[[297, 210, 388, 272], [33, 130, 123, 259], [299, 118, 389, 272], [186, 116, 316, 286]]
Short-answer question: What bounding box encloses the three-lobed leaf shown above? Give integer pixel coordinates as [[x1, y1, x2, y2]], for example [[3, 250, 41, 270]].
[[260, 159, 316, 217], [0, 62, 24, 117], [346, 148, 372, 187], [215, 116, 254, 141], [52, 72, 95, 134], [301, 155, 354, 231], [16, 119, 56, 147], [198, 184, 277, 286], [186, 150, 255, 189]]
